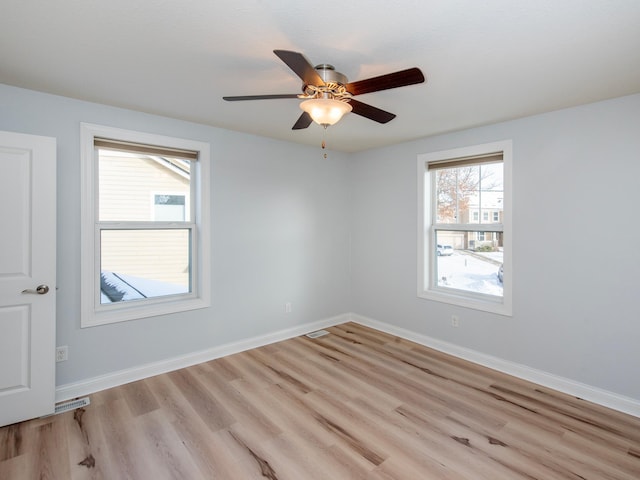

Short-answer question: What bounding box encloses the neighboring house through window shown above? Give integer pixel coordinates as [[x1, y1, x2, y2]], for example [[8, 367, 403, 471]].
[[80, 123, 211, 327], [154, 194, 187, 221], [417, 140, 512, 315]]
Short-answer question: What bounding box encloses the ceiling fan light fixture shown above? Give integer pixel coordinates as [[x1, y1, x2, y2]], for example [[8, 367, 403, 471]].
[[300, 98, 352, 126]]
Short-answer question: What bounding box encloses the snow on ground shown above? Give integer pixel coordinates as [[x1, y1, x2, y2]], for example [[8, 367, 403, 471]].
[[436, 251, 503, 296], [474, 250, 504, 263]]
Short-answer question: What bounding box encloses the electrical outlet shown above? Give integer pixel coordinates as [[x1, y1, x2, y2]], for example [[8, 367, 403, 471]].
[[285, 302, 292, 313], [56, 346, 68, 362], [451, 315, 459, 328]]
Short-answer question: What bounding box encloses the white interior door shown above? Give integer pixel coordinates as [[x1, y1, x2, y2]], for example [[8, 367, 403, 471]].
[[0, 130, 56, 427]]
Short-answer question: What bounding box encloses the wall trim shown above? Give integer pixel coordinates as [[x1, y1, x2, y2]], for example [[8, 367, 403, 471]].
[[57, 311, 640, 419], [349, 313, 640, 419], [55, 314, 348, 403]]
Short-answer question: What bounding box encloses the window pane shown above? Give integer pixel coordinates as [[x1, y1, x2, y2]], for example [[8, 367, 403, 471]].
[[479, 163, 503, 224], [100, 229, 191, 304], [434, 230, 503, 297], [99, 149, 191, 222], [435, 165, 480, 224], [436, 162, 504, 226]]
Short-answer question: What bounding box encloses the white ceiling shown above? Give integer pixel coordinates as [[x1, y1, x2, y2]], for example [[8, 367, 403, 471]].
[[2, 0, 639, 152]]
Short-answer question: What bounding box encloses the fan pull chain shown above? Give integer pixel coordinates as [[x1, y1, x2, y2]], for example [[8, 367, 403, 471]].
[[321, 125, 328, 158]]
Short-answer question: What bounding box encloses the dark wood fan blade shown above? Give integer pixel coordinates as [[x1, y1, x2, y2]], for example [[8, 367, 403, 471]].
[[346, 67, 425, 96], [223, 94, 300, 101], [273, 50, 325, 86], [348, 99, 396, 124], [292, 112, 313, 130]]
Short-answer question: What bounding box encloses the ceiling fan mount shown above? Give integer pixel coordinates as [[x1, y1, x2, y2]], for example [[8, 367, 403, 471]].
[[223, 50, 426, 130], [309, 64, 348, 87], [298, 64, 351, 101]]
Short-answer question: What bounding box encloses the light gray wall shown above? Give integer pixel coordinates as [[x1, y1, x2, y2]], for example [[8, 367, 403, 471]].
[[0, 84, 352, 386], [350, 93, 640, 400], [3, 83, 639, 403]]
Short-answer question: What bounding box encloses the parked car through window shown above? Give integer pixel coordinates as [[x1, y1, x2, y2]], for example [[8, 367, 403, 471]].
[[436, 244, 453, 256]]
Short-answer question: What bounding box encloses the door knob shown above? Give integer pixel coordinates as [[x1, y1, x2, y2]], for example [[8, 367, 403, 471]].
[[21, 284, 50, 295]]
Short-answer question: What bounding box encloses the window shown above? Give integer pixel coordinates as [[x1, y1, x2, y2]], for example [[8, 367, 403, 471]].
[[81, 124, 210, 327], [418, 140, 512, 315], [154, 194, 187, 221]]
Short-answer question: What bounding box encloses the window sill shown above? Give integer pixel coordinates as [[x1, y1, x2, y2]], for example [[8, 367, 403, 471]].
[[418, 289, 512, 316], [81, 296, 210, 328]]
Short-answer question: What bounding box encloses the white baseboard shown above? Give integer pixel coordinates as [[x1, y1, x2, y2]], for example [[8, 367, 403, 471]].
[[348, 313, 640, 419], [55, 314, 348, 403], [57, 311, 640, 419]]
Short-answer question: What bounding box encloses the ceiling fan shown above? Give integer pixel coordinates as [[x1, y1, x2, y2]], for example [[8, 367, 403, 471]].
[[223, 50, 426, 130]]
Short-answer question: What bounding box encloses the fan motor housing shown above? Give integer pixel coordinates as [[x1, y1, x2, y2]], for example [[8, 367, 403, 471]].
[[314, 64, 348, 86]]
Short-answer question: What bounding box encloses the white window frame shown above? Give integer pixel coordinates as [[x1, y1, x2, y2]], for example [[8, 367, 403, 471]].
[[80, 123, 211, 327], [417, 140, 512, 316]]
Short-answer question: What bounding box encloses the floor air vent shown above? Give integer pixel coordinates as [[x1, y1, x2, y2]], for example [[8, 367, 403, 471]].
[[54, 396, 91, 415], [306, 329, 329, 339]]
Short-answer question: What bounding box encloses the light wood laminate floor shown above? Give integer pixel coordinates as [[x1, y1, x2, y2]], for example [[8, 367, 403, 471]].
[[1, 322, 639, 479]]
